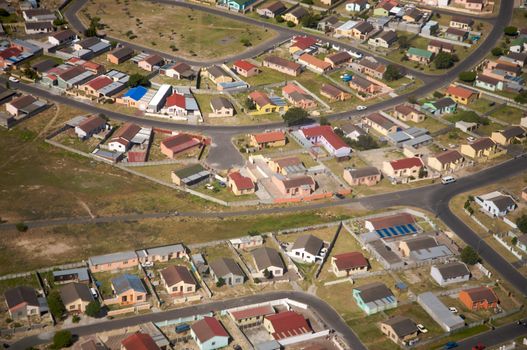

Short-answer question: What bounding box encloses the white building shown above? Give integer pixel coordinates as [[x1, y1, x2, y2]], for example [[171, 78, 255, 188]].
[[430, 262, 470, 286], [288, 234, 325, 264], [475, 191, 517, 217], [147, 84, 172, 113]]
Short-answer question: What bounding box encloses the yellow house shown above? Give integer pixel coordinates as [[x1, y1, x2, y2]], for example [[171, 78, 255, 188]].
[[445, 85, 479, 105], [427, 150, 465, 173], [460, 137, 500, 159], [490, 126, 526, 146], [282, 7, 308, 25], [248, 91, 288, 115]]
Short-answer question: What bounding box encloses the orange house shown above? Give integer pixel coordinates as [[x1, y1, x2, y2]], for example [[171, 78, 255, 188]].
[[111, 274, 148, 306], [459, 286, 498, 311]]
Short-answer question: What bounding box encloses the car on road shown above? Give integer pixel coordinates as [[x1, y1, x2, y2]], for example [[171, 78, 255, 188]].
[[416, 324, 428, 333], [8, 76, 19, 83], [441, 176, 456, 185], [356, 105, 367, 111], [444, 341, 459, 349], [333, 193, 345, 199], [472, 344, 485, 350], [449, 306, 458, 313]]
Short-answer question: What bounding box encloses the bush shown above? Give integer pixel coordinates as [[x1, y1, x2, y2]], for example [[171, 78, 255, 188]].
[[504, 26, 518, 36], [15, 222, 28, 232], [434, 52, 454, 69], [282, 107, 309, 126], [128, 73, 150, 87], [275, 16, 284, 23], [433, 91, 445, 99], [460, 246, 480, 265], [52, 330, 73, 349], [448, 111, 489, 125], [0, 9, 9, 17], [319, 116, 330, 125], [491, 47, 503, 56], [85, 300, 101, 318], [514, 91, 527, 104], [459, 71, 476, 82], [348, 135, 379, 151], [47, 290, 66, 320], [286, 21, 295, 27], [516, 214, 527, 233], [240, 38, 252, 47], [72, 315, 80, 323], [383, 64, 403, 81], [216, 277, 225, 287], [512, 237, 518, 246]]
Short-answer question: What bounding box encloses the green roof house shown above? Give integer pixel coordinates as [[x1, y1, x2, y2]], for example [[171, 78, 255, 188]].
[[219, 0, 257, 12], [407, 47, 433, 63], [510, 37, 527, 53]]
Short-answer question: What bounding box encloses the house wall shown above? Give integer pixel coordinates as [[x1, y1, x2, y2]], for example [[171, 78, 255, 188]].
[[90, 257, 139, 273], [430, 268, 470, 286]]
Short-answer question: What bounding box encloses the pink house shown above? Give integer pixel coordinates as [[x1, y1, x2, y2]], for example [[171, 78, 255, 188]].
[[138, 54, 164, 72], [88, 251, 139, 273], [271, 175, 316, 197], [453, 0, 485, 11]]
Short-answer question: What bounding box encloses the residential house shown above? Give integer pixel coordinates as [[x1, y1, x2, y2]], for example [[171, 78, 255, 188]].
[[317, 15, 339, 32], [262, 55, 301, 76], [271, 175, 316, 197], [343, 167, 381, 186], [422, 20, 440, 36], [162, 89, 201, 118], [111, 274, 147, 306], [5, 95, 46, 117], [136, 244, 187, 263], [324, 51, 352, 68], [5, 286, 41, 320], [282, 83, 317, 109], [399, 236, 452, 261], [138, 54, 164, 72], [32, 59, 58, 74], [22, 8, 55, 22], [205, 65, 233, 85], [475, 74, 503, 91], [491, 126, 526, 146], [268, 156, 306, 175], [354, 57, 386, 79], [209, 258, 245, 286], [475, 191, 517, 217], [422, 97, 457, 116], [403, 7, 424, 23], [362, 112, 400, 135], [459, 286, 499, 310], [160, 133, 202, 159], [368, 30, 398, 48], [427, 150, 465, 173], [427, 40, 455, 54], [393, 104, 425, 123], [382, 157, 424, 179], [257, 1, 287, 18], [445, 85, 479, 105], [107, 47, 134, 64], [349, 75, 382, 96], [445, 27, 468, 42], [250, 131, 286, 148], [264, 311, 312, 340], [227, 171, 255, 196], [232, 60, 259, 77], [320, 83, 351, 101], [74, 115, 107, 139], [219, 0, 257, 12], [230, 305, 275, 326], [230, 235, 264, 250], [160, 265, 197, 295], [210, 96, 235, 117], [191, 317, 229, 350], [380, 316, 419, 345], [282, 6, 309, 25], [248, 91, 288, 114], [374, 0, 399, 16], [510, 37, 527, 53], [289, 234, 324, 263], [418, 292, 465, 332], [160, 62, 195, 80], [289, 36, 317, 54], [171, 164, 211, 186], [335, 20, 360, 38], [453, 0, 486, 11], [53, 65, 95, 89], [25, 21, 53, 34], [460, 137, 499, 159], [353, 282, 397, 315], [53, 268, 90, 285], [298, 53, 331, 74], [252, 247, 285, 278], [407, 47, 433, 64], [430, 262, 470, 286], [300, 125, 351, 158], [73, 37, 111, 56], [517, 234, 527, 253], [108, 122, 142, 153], [502, 52, 527, 67], [346, 0, 370, 12], [80, 75, 114, 98], [331, 252, 368, 277], [88, 251, 139, 272], [60, 283, 93, 314], [121, 333, 160, 350], [351, 21, 375, 41], [450, 16, 474, 30], [48, 29, 77, 46]]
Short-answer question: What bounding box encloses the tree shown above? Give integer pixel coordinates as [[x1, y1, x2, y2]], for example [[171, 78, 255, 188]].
[[450, 110, 489, 125], [516, 214, 527, 233], [286, 21, 296, 27], [504, 26, 518, 36], [84, 26, 97, 37], [216, 277, 225, 287], [383, 64, 403, 81], [47, 290, 65, 320], [127, 73, 150, 87], [514, 91, 527, 104], [301, 14, 321, 29], [52, 330, 73, 349], [460, 246, 480, 265], [434, 52, 454, 69], [244, 98, 255, 110], [247, 230, 260, 236], [459, 71, 476, 82], [275, 16, 284, 23], [15, 222, 28, 232], [53, 18, 67, 26], [282, 107, 309, 126], [512, 237, 518, 246], [85, 300, 101, 318], [397, 35, 409, 49], [418, 167, 427, 179], [319, 116, 330, 125], [491, 47, 503, 57], [263, 269, 272, 279], [349, 135, 378, 151], [240, 38, 252, 47], [0, 9, 9, 17]]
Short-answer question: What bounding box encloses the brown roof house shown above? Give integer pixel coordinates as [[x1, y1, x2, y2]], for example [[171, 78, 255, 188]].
[[210, 96, 235, 118], [262, 55, 301, 76], [138, 54, 164, 72], [427, 150, 465, 173], [393, 104, 425, 123], [380, 316, 419, 345], [491, 126, 526, 146], [107, 46, 134, 65], [60, 282, 94, 314], [257, 1, 287, 18], [4, 286, 41, 320], [343, 167, 381, 186], [250, 131, 286, 149], [209, 258, 245, 286], [74, 115, 107, 140], [252, 247, 286, 278], [320, 83, 351, 101], [160, 265, 197, 295], [460, 137, 500, 160], [331, 252, 369, 277]]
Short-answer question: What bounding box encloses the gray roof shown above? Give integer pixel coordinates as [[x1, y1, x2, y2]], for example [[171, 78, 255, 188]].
[[88, 251, 137, 266], [382, 316, 417, 338], [340, 123, 366, 136], [410, 245, 452, 261], [5, 286, 39, 309], [111, 274, 147, 294], [52, 267, 90, 282], [346, 166, 380, 178], [518, 234, 527, 245], [433, 97, 456, 109], [292, 234, 323, 256], [59, 282, 93, 305], [369, 240, 403, 265], [403, 236, 438, 251], [490, 195, 516, 212], [139, 244, 186, 258], [434, 262, 470, 280], [252, 247, 285, 271], [209, 257, 244, 278], [418, 292, 464, 331], [210, 96, 233, 110], [207, 65, 229, 79], [354, 282, 394, 303]]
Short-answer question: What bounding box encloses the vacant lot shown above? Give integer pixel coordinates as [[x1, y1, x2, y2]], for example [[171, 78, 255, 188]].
[[80, 0, 276, 59]]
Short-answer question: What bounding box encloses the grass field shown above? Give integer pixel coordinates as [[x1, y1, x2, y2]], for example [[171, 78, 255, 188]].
[[490, 106, 524, 125], [80, 0, 276, 60]]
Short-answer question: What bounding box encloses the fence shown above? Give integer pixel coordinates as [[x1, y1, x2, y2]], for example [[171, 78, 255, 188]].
[[493, 234, 523, 259], [139, 265, 161, 308], [106, 303, 151, 317], [314, 222, 342, 279]]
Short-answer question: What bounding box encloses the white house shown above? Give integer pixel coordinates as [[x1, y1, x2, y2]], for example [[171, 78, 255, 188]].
[[190, 317, 230, 350], [147, 84, 172, 113], [288, 234, 324, 264], [475, 191, 517, 217], [430, 262, 470, 287], [300, 125, 351, 158]]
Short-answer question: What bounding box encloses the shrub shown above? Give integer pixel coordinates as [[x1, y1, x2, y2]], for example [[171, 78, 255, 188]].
[[282, 107, 309, 126], [85, 300, 101, 318], [504, 26, 518, 36], [460, 246, 480, 265], [286, 21, 295, 27], [491, 47, 503, 56], [15, 222, 28, 232], [52, 330, 73, 349], [459, 71, 476, 82]]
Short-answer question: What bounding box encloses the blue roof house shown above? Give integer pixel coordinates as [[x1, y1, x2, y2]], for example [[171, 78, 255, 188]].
[[111, 274, 147, 305], [352, 282, 397, 315], [123, 86, 148, 102]]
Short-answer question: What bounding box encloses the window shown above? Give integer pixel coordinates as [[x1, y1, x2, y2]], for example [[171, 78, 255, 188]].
[[137, 295, 142, 300]]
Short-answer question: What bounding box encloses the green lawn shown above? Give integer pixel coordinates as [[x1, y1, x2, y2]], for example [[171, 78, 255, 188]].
[[0, 275, 39, 294], [406, 117, 448, 133], [490, 106, 524, 125]]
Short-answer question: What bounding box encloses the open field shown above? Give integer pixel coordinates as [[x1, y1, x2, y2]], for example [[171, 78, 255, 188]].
[[489, 105, 525, 125], [80, 0, 276, 60]]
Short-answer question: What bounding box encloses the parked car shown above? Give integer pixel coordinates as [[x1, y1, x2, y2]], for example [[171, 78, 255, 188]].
[[175, 324, 191, 333], [449, 306, 458, 313], [8, 76, 19, 83], [444, 341, 459, 349], [142, 261, 154, 268], [467, 136, 476, 142], [90, 287, 98, 299], [472, 344, 485, 350], [356, 105, 367, 111], [416, 324, 428, 333]]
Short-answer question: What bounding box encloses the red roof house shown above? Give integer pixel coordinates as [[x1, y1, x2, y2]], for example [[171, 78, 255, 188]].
[[191, 317, 229, 347], [300, 125, 351, 158], [290, 36, 318, 52], [227, 171, 255, 196], [230, 305, 275, 324], [331, 252, 369, 277], [250, 131, 286, 148], [160, 133, 202, 159], [121, 333, 160, 350], [383, 157, 424, 179], [264, 311, 312, 340], [233, 59, 260, 77]]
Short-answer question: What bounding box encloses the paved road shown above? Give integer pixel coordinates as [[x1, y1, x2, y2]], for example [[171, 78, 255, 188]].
[[10, 291, 367, 350], [456, 318, 527, 350]]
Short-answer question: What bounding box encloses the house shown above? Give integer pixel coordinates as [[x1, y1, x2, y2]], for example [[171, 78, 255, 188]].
[[282, 83, 317, 109], [282, 6, 308, 25], [272, 175, 316, 197], [368, 30, 398, 49], [380, 316, 418, 345], [365, 212, 415, 232], [171, 164, 211, 186], [349, 75, 382, 95], [317, 15, 339, 32], [445, 27, 468, 42], [22, 8, 55, 22], [475, 191, 517, 217], [136, 244, 187, 263], [517, 234, 527, 253], [289, 234, 324, 263], [340, 123, 366, 141], [351, 21, 375, 41], [502, 52, 527, 67], [210, 96, 235, 117], [289, 36, 318, 54], [80, 75, 114, 98], [268, 156, 306, 175], [385, 127, 432, 148], [73, 37, 111, 55], [248, 91, 288, 115], [427, 150, 465, 173], [331, 252, 368, 277], [362, 112, 399, 135], [160, 265, 197, 295], [393, 104, 425, 123], [510, 37, 527, 53], [59, 283, 93, 313], [162, 89, 201, 118], [88, 251, 139, 272], [324, 51, 352, 68], [427, 40, 455, 54], [300, 125, 351, 158], [227, 171, 255, 196], [400, 236, 452, 261], [264, 311, 312, 340], [475, 74, 503, 91], [353, 282, 397, 315], [354, 57, 387, 80], [422, 97, 457, 116], [5, 95, 46, 118], [111, 274, 147, 306], [138, 54, 164, 72], [209, 258, 245, 286], [232, 60, 259, 77], [252, 247, 285, 278], [25, 21, 53, 34], [430, 262, 470, 286], [250, 131, 286, 149], [32, 59, 58, 75], [491, 126, 526, 146], [403, 7, 423, 23], [450, 16, 474, 30], [74, 115, 107, 139], [219, 0, 257, 12], [374, 0, 399, 17], [407, 47, 433, 63], [257, 1, 287, 18], [5, 286, 41, 320], [335, 20, 360, 38], [459, 286, 499, 310], [160, 62, 195, 80], [53, 268, 90, 285], [298, 53, 331, 74], [418, 292, 465, 332], [460, 137, 499, 159], [108, 122, 142, 153], [121, 333, 160, 350], [191, 317, 229, 350], [48, 29, 77, 46], [107, 47, 134, 64], [160, 133, 202, 159], [453, 0, 486, 11], [320, 83, 351, 101], [343, 167, 381, 186], [230, 305, 275, 326], [382, 157, 424, 179], [262, 55, 301, 76], [230, 235, 264, 250], [346, 0, 370, 12], [445, 85, 479, 105]]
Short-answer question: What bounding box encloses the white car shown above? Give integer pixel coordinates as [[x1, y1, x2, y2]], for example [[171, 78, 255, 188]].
[[466, 136, 476, 142], [8, 76, 19, 83], [90, 287, 98, 299], [142, 261, 154, 268], [417, 324, 428, 333], [449, 306, 458, 313], [356, 105, 367, 111]]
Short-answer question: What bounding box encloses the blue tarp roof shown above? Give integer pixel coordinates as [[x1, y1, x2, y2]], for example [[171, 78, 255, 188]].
[[124, 86, 148, 101]]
